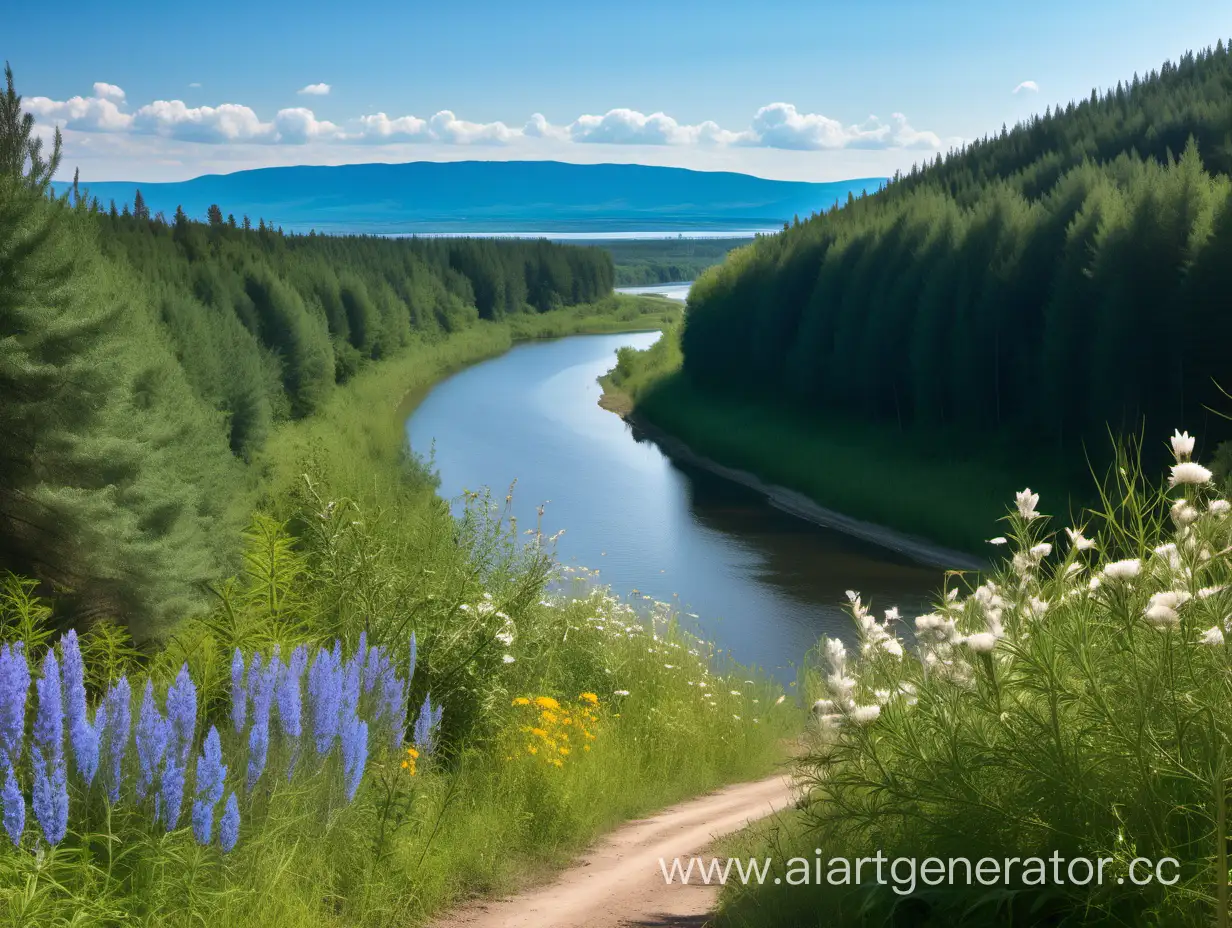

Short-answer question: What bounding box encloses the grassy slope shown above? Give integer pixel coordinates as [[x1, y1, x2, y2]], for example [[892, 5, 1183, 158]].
[[602, 327, 1085, 555]]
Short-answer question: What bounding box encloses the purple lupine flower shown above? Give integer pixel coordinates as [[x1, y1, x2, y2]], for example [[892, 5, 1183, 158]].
[[408, 632, 417, 684], [31, 745, 68, 845], [166, 664, 197, 767], [191, 726, 226, 845], [413, 693, 443, 758], [76, 703, 104, 789], [275, 655, 304, 779], [2, 756, 23, 846], [362, 645, 382, 695], [160, 756, 186, 831], [135, 680, 168, 802], [231, 648, 247, 734], [340, 714, 368, 801], [341, 650, 361, 721], [375, 661, 407, 751], [246, 655, 277, 791], [104, 678, 131, 802], [33, 649, 63, 761], [219, 792, 239, 852], [0, 643, 29, 763], [308, 646, 342, 755], [61, 631, 87, 762]]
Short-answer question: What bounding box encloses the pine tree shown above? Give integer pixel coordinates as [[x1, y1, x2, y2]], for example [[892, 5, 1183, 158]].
[[133, 188, 149, 220]]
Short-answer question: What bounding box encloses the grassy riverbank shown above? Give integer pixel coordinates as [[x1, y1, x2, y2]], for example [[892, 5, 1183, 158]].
[[601, 327, 1082, 555], [2, 292, 810, 926]]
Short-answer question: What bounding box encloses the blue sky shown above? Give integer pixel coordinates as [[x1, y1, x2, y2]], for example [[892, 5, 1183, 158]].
[[10, 0, 1232, 182]]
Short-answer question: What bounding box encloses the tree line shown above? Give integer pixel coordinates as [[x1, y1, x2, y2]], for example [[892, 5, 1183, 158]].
[[0, 64, 614, 638], [681, 41, 1232, 461]]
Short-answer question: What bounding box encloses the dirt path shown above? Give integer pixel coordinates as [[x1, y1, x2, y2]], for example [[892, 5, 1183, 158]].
[[433, 773, 796, 928]]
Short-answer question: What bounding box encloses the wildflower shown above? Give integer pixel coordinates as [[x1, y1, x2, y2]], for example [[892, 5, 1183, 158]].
[[503, 655, 516, 664], [0, 644, 30, 763], [730, 690, 741, 696], [2, 759, 23, 846], [988, 537, 1008, 546], [1029, 543, 1052, 560], [1015, 489, 1040, 521], [231, 649, 247, 734], [1145, 604, 1181, 628], [1170, 462, 1213, 487], [160, 755, 186, 830], [191, 727, 227, 845], [1102, 559, 1141, 582], [308, 646, 342, 754], [774, 695, 786, 706], [135, 680, 168, 802], [341, 715, 368, 801], [1199, 586, 1227, 599], [496, 629, 515, 647], [579, 692, 599, 705], [33, 649, 63, 760], [512, 697, 530, 706], [1171, 500, 1199, 526], [61, 631, 101, 786], [31, 746, 68, 845], [375, 655, 407, 752], [613, 690, 630, 697], [1200, 626, 1225, 647], [1171, 430, 1196, 461], [275, 653, 304, 778], [1066, 528, 1095, 551], [219, 792, 240, 852], [963, 633, 998, 653], [1211, 499, 1232, 516], [413, 693, 444, 759], [166, 663, 197, 767], [401, 746, 420, 775], [104, 678, 131, 802], [246, 657, 277, 792], [884, 607, 900, 623], [850, 705, 881, 724]]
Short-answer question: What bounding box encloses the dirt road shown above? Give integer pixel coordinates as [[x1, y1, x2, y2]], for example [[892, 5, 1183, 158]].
[[434, 772, 795, 928]]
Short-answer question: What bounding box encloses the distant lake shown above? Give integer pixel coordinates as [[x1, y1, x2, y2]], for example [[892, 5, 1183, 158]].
[[616, 283, 692, 302]]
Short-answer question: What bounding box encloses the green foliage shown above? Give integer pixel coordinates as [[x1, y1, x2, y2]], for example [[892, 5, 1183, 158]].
[[599, 237, 746, 286], [679, 45, 1232, 483], [717, 436, 1232, 927]]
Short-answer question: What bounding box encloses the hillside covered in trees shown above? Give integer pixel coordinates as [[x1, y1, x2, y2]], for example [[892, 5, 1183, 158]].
[[679, 42, 1232, 462], [1, 65, 617, 639]]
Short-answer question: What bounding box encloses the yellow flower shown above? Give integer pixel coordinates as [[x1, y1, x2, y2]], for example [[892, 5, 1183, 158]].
[[552, 759, 563, 768], [534, 696, 561, 710], [406, 747, 420, 759], [400, 760, 409, 769], [562, 717, 572, 726], [527, 745, 538, 755], [559, 747, 570, 755], [579, 692, 599, 705], [541, 710, 558, 724], [530, 727, 548, 739], [512, 697, 530, 707], [583, 745, 591, 752]]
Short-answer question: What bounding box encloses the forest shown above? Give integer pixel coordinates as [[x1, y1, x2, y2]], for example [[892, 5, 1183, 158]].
[[602, 237, 746, 286], [1, 67, 615, 642], [679, 42, 1232, 465]]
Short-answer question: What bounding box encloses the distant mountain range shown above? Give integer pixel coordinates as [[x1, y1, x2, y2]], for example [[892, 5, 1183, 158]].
[[61, 161, 886, 234]]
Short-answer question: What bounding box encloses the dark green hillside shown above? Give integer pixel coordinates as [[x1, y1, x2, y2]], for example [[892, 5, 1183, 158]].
[[678, 41, 1232, 466]]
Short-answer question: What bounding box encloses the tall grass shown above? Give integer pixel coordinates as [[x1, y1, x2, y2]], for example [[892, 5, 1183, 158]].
[[716, 430, 1232, 927], [0, 295, 797, 926]]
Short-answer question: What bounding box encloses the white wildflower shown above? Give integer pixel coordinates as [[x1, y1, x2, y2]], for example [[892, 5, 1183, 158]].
[[1144, 605, 1180, 628], [1171, 430, 1196, 461], [495, 630, 514, 646], [1200, 626, 1225, 647], [730, 690, 741, 696], [1015, 488, 1041, 521], [1171, 500, 1199, 526], [614, 690, 630, 696], [849, 705, 881, 724], [811, 698, 835, 715], [1170, 462, 1213, 487], [880, 637, 904, 658], [502, 654, 516, 664], [1066, 528, 1095, 551], [884, 607, 900, 623], [1029, 542, 1052, 561], [1199, 585, 1226, 599], [1210, 499, 1231, 517], [988, 536, 1008, 546], [963, 632, 998, 653], [1102, 559, 1141, 581], [774, 695, 786, 706], [1028, 596, 1049, 618]]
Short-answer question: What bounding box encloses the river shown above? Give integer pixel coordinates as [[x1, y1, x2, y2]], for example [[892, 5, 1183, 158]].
[[406, 327, 950, 680]]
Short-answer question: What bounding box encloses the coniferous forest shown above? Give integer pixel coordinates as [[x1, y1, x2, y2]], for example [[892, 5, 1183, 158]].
[[1, 66, 614, 640], [680, 43, 1232, 460]]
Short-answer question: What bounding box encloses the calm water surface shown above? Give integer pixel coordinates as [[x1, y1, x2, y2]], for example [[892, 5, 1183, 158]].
[[406, 332, 943, 679], [615, 282, 692, 302]]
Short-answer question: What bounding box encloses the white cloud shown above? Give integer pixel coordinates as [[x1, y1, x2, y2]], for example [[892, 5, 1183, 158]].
[[188, 82, 202, 89], [298, 83, 331, 96], [28, 84, 948, 159], [273, 107, 343, 143], [1013, 80, 1039, 94], [131, 100, 272, 142], [92, 82, 125, 102]]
